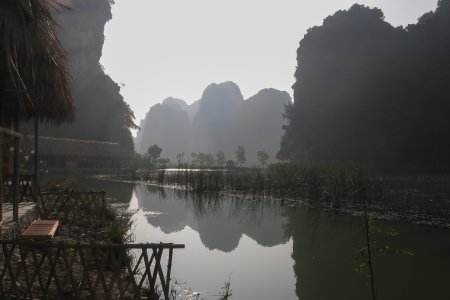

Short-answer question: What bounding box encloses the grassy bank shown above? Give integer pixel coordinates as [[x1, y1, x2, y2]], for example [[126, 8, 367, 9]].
[[119, 162, 375, 208], [111, 163, 450, 227]]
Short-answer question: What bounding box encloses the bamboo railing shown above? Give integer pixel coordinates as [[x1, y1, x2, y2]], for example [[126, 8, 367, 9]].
[[0, 240, 184, 299], [38, 191, 106, 222], [3, 174, 35, 203], [0, 190, 185, 299]]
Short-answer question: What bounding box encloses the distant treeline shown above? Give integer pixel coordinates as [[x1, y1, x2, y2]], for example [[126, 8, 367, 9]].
[[278, 1, 450, 173]]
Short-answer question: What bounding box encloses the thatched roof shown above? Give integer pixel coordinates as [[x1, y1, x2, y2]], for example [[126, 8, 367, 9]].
[[0, 0, 75, 124]]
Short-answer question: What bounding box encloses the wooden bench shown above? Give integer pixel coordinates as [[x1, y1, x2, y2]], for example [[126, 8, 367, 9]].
[[21, 220, 59, 240]]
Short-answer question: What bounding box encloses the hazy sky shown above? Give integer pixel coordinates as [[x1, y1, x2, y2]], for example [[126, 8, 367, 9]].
[[101, 0, 437, 124]]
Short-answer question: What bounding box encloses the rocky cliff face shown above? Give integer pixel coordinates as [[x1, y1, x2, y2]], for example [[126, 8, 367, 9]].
[[56, 0, 111, 81], [135, 98, 191, 160], [239, 88, 291, 162], [37, 0, 135, 153], [135, 82, 291, 165], [278, 2, 450, 172], [190, 82, 243, 157]]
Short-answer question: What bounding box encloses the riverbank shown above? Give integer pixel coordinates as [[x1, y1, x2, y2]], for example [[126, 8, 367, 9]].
[[98, 167, 450, 229]]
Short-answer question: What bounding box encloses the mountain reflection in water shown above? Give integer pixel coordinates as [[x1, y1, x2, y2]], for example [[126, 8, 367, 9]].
[[80, 179, 450, 300], [133, 184, 289, 252]]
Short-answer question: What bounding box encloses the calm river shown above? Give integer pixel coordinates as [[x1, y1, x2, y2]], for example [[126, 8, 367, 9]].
[[75, 178, 450, 299]]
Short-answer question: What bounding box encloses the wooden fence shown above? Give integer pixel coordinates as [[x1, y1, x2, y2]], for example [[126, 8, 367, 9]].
[[1, 190, 185, 299], [38, 191, 106, 223], [0, 240, 184, 299], [3, 174, 35, 203]]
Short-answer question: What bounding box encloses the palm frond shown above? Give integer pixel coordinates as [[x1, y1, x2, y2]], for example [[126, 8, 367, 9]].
[[0, 0, 75, 125]]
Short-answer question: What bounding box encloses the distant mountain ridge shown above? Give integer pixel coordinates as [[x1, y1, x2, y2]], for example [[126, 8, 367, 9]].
[[135, 82, 291, 165]]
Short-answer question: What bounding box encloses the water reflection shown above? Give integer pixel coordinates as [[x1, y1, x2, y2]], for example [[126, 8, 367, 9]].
[[285, 207, 450, 300], [134, 184, 450, 299], [134, 184, 289, 252], [132, 184, 371, 299], [76, 179, 450, 300], [285, 209, 370, 299]]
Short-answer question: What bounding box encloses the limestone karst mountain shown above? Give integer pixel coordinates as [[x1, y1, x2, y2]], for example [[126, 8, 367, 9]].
[[135, 98, 191, 160], [27, 0, 136, 153], [135, 82, 291, 165], [278, 2, 450, 172]]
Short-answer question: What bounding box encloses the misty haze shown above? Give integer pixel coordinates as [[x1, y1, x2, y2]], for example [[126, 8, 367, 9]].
[[1, 0, 449, 299]]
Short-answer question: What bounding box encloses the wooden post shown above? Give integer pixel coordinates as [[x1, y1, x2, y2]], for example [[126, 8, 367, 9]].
[[0, 91, 3, 227], [166, 247, 174, 295], [101, 191, 106, 222], [0, 127, 3, 228], [13, 109, 20, 222], [34, 115, 39, 202]]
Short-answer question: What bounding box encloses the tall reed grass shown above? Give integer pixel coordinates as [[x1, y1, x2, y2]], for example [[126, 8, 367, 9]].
[[122, 162, 379, 207]]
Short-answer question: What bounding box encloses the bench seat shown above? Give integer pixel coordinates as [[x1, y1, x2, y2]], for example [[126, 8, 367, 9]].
[[21, 220, 59, 240]]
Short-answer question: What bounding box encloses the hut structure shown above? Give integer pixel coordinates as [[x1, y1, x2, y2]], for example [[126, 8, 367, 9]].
[[23, 136, 126, 171], [0, 0, 75, 228]]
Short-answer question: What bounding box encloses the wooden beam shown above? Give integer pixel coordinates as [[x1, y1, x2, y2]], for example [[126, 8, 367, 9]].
[[13, 109, 20, 222], [34, 116, 39, 202], [0, 88, 3, 226]]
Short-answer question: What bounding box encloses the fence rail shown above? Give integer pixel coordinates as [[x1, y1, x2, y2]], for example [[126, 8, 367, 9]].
[[3, 174, 35, 203], [1, 190, 185, 299], [38, 191, 106, 223], [0, 240, 184, 300]]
